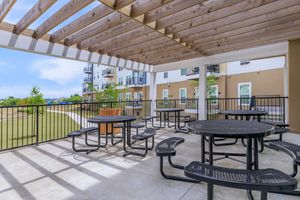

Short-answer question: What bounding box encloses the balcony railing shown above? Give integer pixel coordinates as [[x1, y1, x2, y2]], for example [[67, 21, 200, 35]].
[[101, 83, 112, 89], [186, 67, 199, 76], [83, 76, 92, 83], [83, 66, 92, 74], [102, 68, 114, 77], [126, 76, 146, 86]]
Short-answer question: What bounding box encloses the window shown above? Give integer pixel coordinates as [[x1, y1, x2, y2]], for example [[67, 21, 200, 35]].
[[125, 92, 132, 101], [118, 93, 123, 101], [179, 88, 187, 104], [181, 68, 187, 76], [162, 89, 169, 100], [238, 82, 252, 105], [240, 60, 250, 65], [118, 77, 123, 85], [194, 87, 199, 98], [208, 85, 218, 104], [164, 72, 168, 79]]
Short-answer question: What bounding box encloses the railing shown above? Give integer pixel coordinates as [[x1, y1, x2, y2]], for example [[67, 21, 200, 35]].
[[102, 68, 114, 77], [155, 98, 199, 120], [206, 96, 288, 122], [83, 76, 93, 83], [83, 66, 92, 73], [0, 100, 152, 151], [126, 76, 146, 86]]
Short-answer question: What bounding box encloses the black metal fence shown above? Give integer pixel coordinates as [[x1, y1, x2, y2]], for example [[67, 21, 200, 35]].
[[0, 100, 152, 151], [206, 96, 288, 122]]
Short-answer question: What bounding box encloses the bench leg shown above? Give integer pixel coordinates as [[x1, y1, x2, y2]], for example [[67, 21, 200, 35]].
[[159, 157, 200, 183], [261, 191, 267, 200], [291, 161, 298, 177]]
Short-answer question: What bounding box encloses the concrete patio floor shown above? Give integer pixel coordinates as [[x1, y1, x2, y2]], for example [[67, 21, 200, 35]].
[[0, 126, 299, 200]]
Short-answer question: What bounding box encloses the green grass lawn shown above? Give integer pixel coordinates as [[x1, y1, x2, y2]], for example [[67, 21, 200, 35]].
[[0, 111, 79, 150]]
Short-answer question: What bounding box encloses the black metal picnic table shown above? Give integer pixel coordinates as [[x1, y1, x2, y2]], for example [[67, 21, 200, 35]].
[[154, 108, 188, 133], [87, 115, 136, 156], [187, 120, 274, 200]]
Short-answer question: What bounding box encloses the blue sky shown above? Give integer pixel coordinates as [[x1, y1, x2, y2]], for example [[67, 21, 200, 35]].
[[0, 0, 102, 98]]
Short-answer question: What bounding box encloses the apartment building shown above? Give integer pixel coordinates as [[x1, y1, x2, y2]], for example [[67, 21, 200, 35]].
[[83, 56, 285, 102]]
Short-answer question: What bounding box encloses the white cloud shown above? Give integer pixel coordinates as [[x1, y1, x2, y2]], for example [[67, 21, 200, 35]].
[[31, 58, 85, 85]]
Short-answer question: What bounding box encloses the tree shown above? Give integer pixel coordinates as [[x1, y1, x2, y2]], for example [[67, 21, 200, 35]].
[[0, 96, 21, 106], [95, 84, 124, 102], [192, 74, 217, 97], [65, 94, 82, 103], [26, 86, 46, 114]]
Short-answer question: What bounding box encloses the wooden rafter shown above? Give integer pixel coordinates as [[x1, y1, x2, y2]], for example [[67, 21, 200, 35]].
[[98, 0, 202, 55], [172, 0, 298, 39], [33, 0, 94, 39], [0, 0, 16, 23], [192, 13, 300, 49], [89, 26, 153, 52], [78, 20, 140, 49], [183, 3, 300, 44], [65, 12, 129, 46], [50, 4, 114, 43], [14, 0, 57, 35]]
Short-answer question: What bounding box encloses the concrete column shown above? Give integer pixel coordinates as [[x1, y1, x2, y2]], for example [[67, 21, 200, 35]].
[[149, 72, 157, 116], [198, 66, 207, 120], [288, 39, 300, 133]]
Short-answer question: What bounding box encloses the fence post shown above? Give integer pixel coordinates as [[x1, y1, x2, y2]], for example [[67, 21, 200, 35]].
[[80, 103, 83, 128], [133, 101, 135, 117], [197, 99, 199, 120], [36, 105, 39, 146]]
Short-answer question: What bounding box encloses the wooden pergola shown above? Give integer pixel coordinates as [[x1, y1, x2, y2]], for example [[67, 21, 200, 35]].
[[0, 0, 299, 72]]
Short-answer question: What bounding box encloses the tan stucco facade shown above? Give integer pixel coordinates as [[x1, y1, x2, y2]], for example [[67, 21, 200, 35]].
[[288, 39, 300, 133], [219, 68, 284, 98], [156, 80, 197, 99]]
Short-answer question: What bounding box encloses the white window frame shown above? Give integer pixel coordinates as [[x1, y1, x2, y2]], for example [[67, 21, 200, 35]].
[[194, 87, 199, 98], [118, 93, 123, 101], [208, 85, 218, 105], [125, 92, 132, 101], [238, 82, 252, 105], [179, 88, 187, 104], [162, 89, 169, 100]]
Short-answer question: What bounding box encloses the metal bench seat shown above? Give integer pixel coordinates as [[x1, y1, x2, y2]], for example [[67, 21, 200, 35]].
[[269, 141, 300, 177], [155, 137, 199, 183], [184, 161, 297, 200], [124, 128, 156, 157]]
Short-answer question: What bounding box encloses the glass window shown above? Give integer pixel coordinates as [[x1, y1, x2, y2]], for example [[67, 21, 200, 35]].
[[181, 68, 187, 76], [118, 93, 123, 101], [238, 82, 252, 105], [194, 87, 199, 98], [163, 89, 169, 100], [179, 88, 187, 104], [125, 92, 132, 101], [164, 72, 168, 79]]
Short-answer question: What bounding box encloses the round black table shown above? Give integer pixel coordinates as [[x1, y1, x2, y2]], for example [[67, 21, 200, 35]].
[[187, 120, 274, 169], [87, 115, 136, 156], [187, 120, 274, 200], [154, 108, 188, 133], [219, 110, 268, 122]]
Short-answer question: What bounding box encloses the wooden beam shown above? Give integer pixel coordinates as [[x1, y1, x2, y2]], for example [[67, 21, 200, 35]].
[[89, 27, 160, 53], [144, 0, 205, 24], [78, 20, 140, 49], [203, 27, 300, 55], [14, 0, 56, 35], [112, 37, 173, 57], [198, 20, 300, 51], [127, 45, 189, 60], [50, 4, 114, 43], [0, 0, 16, 23], [89, 26, 153, 52], [65, 12, 129, 46], [150, 53, 201, 65], [99, 0, 135, 10], [192, 13, 300, 49], [33, 0, 94, 39], [98, 0, 202, 54], [182, 3, 300, 44], [157, 0, 243, 31], [172, 0, 299, 39]]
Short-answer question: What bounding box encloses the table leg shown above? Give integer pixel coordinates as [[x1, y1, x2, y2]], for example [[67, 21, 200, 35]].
[[246, 138, 253, 170], [201, 135, 205, 163], [174, 111, 188, 133], [208, 136, 214, 200], [253, 138, 259, 170]]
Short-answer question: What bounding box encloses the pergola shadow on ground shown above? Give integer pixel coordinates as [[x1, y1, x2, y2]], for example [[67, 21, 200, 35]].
[[0, 126, 299, 200]]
